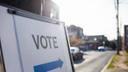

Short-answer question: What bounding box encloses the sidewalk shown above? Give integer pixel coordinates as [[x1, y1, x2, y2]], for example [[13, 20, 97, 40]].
[[103, 51, 128, 72]]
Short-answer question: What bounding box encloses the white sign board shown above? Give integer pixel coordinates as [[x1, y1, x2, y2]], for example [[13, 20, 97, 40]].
[[0, 6, 22, 72], [13, 15, 73, 72]]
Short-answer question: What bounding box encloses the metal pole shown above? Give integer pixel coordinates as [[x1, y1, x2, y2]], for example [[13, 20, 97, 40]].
[[116, 0, 120, 55], [40, 0, 44, 16]]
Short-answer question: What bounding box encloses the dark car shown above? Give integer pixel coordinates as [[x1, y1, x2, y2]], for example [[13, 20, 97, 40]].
[[70, 47, 84, 60]]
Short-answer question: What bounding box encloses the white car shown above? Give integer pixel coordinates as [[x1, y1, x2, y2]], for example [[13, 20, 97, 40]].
[[98, 46, 106, 51], [70, 47, 84, 60]]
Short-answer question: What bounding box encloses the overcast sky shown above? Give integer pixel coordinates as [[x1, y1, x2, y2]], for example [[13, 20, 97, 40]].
[[53, 0, 128, 40]]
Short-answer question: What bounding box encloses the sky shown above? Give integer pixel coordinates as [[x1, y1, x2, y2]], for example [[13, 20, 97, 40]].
[[53, 0, 128, 40]]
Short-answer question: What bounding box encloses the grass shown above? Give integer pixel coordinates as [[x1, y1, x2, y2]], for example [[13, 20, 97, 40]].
[[107, 51, 128, 69], [124, 51, 128, 66], [107, 54, 120, 69]]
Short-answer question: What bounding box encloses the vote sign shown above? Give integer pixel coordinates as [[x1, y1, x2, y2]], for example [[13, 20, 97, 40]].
[[13, 15, 73, 72]]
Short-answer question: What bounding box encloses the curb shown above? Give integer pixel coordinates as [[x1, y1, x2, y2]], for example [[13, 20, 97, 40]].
[[100, 55, 115, 72]]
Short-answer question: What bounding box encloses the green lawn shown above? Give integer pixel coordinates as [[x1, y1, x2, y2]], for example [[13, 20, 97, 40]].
[[107, 54, 120, 69]]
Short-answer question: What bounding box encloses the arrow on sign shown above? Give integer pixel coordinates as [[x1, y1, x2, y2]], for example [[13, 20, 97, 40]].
[[34, 59, 63, 72]]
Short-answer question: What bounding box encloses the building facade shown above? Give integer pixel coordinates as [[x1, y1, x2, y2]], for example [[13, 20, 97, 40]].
[[67, 25, 85, 46], [67, 25, 84, 39], [83, 35, 108, 50]]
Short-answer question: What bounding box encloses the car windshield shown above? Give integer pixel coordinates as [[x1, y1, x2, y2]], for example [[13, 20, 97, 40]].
[[70, 47, 79, 53], [70, 49, 75, 53]]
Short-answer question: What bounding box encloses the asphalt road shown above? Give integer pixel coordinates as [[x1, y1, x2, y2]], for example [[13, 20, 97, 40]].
[[74, 51, 116, 72]]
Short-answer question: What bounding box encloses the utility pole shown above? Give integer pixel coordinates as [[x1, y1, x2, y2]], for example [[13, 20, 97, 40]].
[[116, 0, 120, 55]]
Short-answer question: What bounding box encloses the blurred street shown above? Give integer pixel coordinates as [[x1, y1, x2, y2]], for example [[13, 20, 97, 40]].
[[74, 51, 116, 72], [0, 64, 4, 72]]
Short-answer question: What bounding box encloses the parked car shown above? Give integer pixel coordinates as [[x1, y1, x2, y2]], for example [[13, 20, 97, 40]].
[[98, 46, 106, 51], [70, 47, 84, 60]]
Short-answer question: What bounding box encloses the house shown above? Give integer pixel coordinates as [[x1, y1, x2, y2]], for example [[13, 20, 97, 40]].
[[67, 25, 85, 46]]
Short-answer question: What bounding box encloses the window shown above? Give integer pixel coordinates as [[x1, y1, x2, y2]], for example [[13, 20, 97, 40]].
[[0, 0, 59, 19], [0, 0, 41, 15]]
